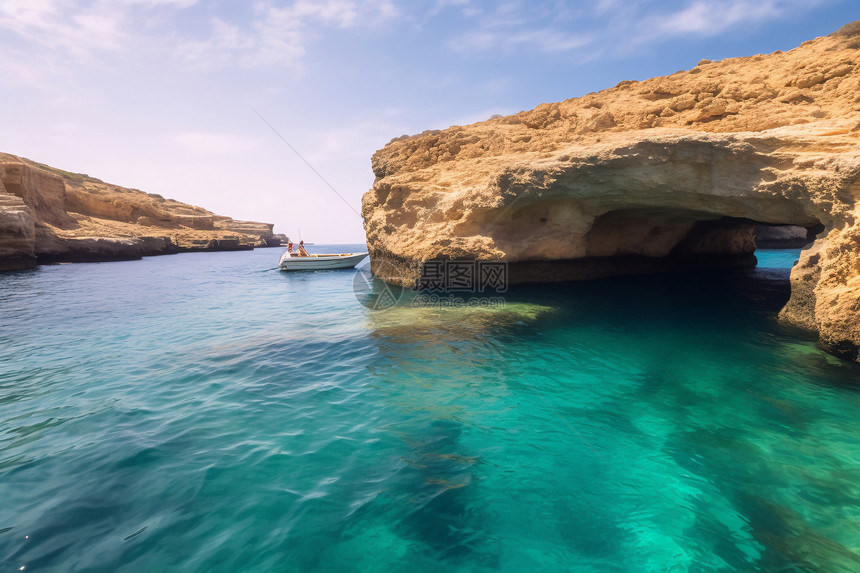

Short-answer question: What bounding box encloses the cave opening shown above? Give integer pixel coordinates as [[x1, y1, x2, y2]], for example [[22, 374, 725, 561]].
[[499, 213, 826, 349], [503, 205, 823, 287]]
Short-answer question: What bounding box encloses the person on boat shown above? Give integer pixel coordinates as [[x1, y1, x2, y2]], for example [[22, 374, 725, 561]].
[[287, 240, 293, 253], [298, 240, 309, 257]]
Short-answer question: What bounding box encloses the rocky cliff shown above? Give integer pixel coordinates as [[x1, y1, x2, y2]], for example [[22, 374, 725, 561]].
[[362, 22, 860, 362], [0, 153, 279, 270]]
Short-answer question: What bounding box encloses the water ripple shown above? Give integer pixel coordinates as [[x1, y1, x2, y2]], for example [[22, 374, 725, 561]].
[[2, 249, 860, 571]]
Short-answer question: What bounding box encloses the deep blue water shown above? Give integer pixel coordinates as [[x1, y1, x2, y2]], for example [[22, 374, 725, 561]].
[[2, 247, 860, 572]]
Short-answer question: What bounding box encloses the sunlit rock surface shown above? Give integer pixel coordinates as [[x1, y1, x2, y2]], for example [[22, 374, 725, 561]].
[[0, 152, 279, 269], [363, 22, 860, 361]]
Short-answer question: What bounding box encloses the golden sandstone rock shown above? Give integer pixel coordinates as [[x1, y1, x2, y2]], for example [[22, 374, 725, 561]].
[[0, 152, 278, 271], [362, 22, 860, 362]]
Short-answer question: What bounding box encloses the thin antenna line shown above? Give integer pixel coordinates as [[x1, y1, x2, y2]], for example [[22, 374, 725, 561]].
[[253, 108, 362, 219]]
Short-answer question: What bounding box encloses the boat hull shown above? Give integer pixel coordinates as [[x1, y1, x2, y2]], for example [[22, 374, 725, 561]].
[[278, 251, 368, 271]]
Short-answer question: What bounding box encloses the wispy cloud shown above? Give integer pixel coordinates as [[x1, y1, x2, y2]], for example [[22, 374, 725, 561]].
[[0, 1, 125, 56], [445, 2, 595, 55], [648, 0, 826, 37], [1, 0, 828, 84], [0, 0, 201, 86], [441, 0, 834, 58], [0, 0, 398, 82], [177, 0, 398, 71]]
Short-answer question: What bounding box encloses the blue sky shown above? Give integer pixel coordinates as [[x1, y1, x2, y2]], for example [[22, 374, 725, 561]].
[[0, 0, 857, 242]]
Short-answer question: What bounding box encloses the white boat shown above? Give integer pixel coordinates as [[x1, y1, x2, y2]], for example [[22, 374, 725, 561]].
[[278, 250, 368, 271]]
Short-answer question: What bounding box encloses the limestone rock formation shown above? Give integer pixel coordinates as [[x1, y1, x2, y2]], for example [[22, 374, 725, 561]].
[[0, 153, 279, 270], [362, 22, 860, 361]]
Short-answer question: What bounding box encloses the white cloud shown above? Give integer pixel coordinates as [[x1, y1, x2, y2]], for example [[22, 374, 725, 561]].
[[176, 0, 398, 71], [177, 14, 304, 70], [0, 0, 397, 81], [284, 0, 361, 28], [0, 0, 123, 55], [634, 0, 832, 43], [443, 0, 834, 58], [444, 2, 595, 55], [0, 0, 197, 54], [0, 0, 199, 82], [655, 1, 782, 35]]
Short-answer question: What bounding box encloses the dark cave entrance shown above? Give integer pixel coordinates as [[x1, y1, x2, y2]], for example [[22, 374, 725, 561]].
[[504, 208, 823, 286]]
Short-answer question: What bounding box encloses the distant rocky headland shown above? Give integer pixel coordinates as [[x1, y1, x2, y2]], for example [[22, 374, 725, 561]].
[[0, 152, 281, 271], [363, 21, 860, 361]]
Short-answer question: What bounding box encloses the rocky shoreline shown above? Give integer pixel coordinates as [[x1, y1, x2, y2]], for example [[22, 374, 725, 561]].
[[362, 22, 860, 362], [0, 153, 282, 271]]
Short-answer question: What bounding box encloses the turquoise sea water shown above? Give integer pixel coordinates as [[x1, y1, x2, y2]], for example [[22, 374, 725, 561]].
[[2, 246, 860, 572]]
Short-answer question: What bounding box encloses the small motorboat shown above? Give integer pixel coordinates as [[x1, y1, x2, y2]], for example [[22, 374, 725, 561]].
[[278, 249, 368, 271]]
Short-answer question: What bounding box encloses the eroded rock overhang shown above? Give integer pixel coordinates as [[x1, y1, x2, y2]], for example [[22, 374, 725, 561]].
[[362, 25, 860, 361], [362, 128, 860, 361]]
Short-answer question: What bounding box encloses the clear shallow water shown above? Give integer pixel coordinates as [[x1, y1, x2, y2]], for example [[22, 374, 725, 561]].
[[2, 247, 860, 572]]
